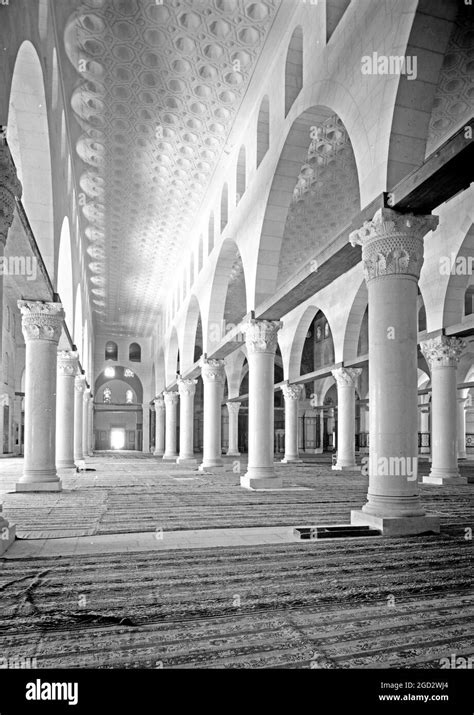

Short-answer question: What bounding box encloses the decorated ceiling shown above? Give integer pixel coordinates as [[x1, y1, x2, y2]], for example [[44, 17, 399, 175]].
[[62, 0, 279, 335]]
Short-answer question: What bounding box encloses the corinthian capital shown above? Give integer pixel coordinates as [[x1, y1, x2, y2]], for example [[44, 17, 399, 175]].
[[153, 396, 165, 411], [199, 356, 225, 383], [243, 319, 282, 354], [331, 367, 362, 388], [57, 350, 79, 376], [163, 390, 179, 405], [18, 300, 64, 343], [226, 401, 241, 414], [0, 130, 22, 246], [421, 335, 466, 370], [74, 374, 86, 393], [281, 383, 302, 401], [178, 377, 197, 396], [349, 208, 439, 282]]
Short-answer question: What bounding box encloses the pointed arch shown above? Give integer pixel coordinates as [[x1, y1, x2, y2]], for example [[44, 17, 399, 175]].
[[285, 26, 303, 117], [220, 183, 228, 233], [256, 95, 270, 168], [74, 285, 83, 359], [236, 145, 246, 204], [208, 212, 215, 254], [57, 216, 74, 330]]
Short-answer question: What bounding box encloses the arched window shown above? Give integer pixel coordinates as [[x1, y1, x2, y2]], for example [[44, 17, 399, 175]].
[[324, 322, 329, 338], [236, 145, 246, 204], [256, 96, 270, 167], [124, 368, 134, 378], [103, 387, 112, 404], [284, 27, 303, 117], [129, 342, 141, 362], [105, 341, 118, 361], [104, 366, 115, 379], [125, 389, 133, 404]]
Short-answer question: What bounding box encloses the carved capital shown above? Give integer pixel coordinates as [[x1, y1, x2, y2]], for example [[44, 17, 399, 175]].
[[331, 367, 362, 388], [0, 131, 22, 246], [226, 401, 241, 415], [163, 390, 179, 406], [153, 396, 165, 411], [18, 300, 64, 343], [57, 350, 79, 376], [243, 319, 282, 355], [74, 375, 86, 393], [420, 335, 466, 370], [83, 387, 91, 403], [349, 208, 438, 282], [281, 383, 302, 401], [199, 356, 225, 383], [178, 377, 197, 396]]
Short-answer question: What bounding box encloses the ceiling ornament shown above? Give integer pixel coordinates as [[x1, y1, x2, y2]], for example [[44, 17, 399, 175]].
[[63, 0, 279, 334]]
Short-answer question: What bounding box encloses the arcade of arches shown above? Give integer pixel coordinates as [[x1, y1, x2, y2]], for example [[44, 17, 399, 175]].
[[0, 0, 472, 671]]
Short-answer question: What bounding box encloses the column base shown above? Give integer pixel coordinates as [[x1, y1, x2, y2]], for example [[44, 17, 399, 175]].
[[351, 509, 440, 537], [332, 462, 360, 471], [226, 451, 241, 457], [177, 456, 198, 465], [16, 480, 62, 492], [199, 459, 224, 471], [56, 459, 75, 469], [153, 450, 164, 457], [0, 517, 16, 555], [281, 457, 303, 464], [423, 475, 467, 486], [162, 454, 179, 462], [240, 473, 282, 490]]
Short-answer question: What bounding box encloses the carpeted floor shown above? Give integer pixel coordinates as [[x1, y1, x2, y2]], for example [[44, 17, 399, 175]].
[[1, 455, 472, 537], [0, 535, 471, 668]]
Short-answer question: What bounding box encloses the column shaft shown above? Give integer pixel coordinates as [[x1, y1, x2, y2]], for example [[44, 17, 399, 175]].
[[153, 396, 165, 456], [241, 320, 282, 489], [162, 391, 179, 460], [82, 388, 90, 459], [281, 384, 302, 463], [177, 378, 197, 464], [74, 375, 85, 463], [17, 300, 64, 491], [56, 351, 78, 469], [349, 208, 440, 535], [199, 358, 225, 470], [457, 397, 468, 460], [332, 368, 361, 470], [226, 401, 241, 456]]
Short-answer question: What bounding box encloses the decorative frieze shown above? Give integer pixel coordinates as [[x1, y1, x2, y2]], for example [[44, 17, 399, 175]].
[[243, 319, 282, 354], [18, 301, 64, 343], [421, 336, 466, 370], [349, 208, 439, 282]]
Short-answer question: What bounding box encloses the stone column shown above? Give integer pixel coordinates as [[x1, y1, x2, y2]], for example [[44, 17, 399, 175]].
[[226, 401, 241, 456], [281, 383, 302, 463], [153, 396, 165, 456], [199, 357, 225, 470], [74, 374, 86, 463], [56, 350, 78, 469], [241, 319, 282, 489], [88, 397, 94, 456], [331, 367, 362, 470], [162, 390, 179, 461], [457, 396, 468, 460], [82, 387, 91, 459], [421, 336, 466, 484], [177, 377, 197, 465], [16, 300, 64, 492], [349, 208, 440, 535], [419, 399, 430, 455]]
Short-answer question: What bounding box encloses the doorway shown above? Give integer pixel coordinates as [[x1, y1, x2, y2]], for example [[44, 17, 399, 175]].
[[110, 428, 126, 450]]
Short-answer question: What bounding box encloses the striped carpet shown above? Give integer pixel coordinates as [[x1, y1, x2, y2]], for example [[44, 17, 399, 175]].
[[0, 535, 471, 669]]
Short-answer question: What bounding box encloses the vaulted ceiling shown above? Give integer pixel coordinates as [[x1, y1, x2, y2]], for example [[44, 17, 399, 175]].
[[59, 0, 280, 336]]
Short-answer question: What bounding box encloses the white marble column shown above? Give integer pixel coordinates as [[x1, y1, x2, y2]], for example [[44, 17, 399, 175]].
[[199, 357, 225, 470], [74, 374, 86, 463], [457, 396, 468, 460], [88, 397, 94, 456], [226, 401, 241, 456], [349, 208, 440, 535], [241, 319, 282, 489], [56, 350, 78, 469], [419, 399, 430, 455], [162, 390, 179, 461], [153, 396, 165, 456], [281, 383, 302, 463], [82, 387, 91, 459], [16, 300, 64, 492], [177, 377, 197, 465], [421, 336, 466, 484], [331, 367, 362, 470]]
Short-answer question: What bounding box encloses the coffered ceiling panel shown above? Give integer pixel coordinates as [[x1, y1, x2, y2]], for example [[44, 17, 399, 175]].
[[62, 0, 280, 335]]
